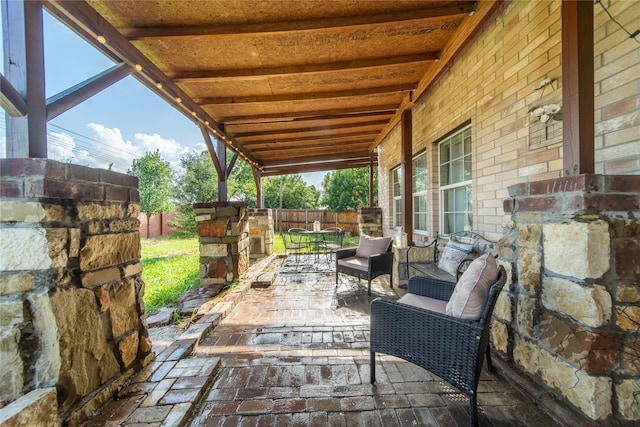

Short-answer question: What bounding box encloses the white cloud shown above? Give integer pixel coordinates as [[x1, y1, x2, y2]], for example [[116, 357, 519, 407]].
[[43, 123, 192, 173], [134, 132, 190, 159]]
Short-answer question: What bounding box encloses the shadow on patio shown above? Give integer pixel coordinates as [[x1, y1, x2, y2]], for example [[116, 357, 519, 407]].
[[86, 254, 560, 426]]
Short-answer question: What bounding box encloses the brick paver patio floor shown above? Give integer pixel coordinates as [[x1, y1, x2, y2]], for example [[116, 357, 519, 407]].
[[187, 259, 558, 426]]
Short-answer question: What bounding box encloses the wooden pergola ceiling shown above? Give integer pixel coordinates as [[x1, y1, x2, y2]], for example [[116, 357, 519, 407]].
[[45, 0, 499, 177]]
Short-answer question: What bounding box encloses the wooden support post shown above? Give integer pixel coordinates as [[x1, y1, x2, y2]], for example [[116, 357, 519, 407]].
[[561, 0, 594, 176], [401, 110, 413, 246], [217, 138, 228, 201], [3, 0, 47, 157], [369, 153, 375, 207], [252, 167, 263, 208]]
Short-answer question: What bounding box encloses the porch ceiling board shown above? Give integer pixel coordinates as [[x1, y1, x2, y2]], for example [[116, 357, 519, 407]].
[[46, 0, 497, 175]]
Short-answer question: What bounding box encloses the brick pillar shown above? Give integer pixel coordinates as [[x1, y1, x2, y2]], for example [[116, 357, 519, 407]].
[[495, 174, 640, 423], [194, 202, 249, 287], [247, 208, 274, 258], [0, 159, 151, 425], [357, 207, 383, 237]]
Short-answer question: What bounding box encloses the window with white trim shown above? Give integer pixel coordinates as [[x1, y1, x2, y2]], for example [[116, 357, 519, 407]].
[[392, 166, 402, 228], [439, 126, 472, 234], [412, 152, 428, 234]]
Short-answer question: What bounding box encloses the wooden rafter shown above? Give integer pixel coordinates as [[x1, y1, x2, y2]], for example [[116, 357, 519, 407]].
[[173, 52, 439, 81], [238, 130, 380, 145], [231, 120, 389, 138], [122, 3, 476, 40], [197, 84, 414, 105], [218, 105, 398, 124]]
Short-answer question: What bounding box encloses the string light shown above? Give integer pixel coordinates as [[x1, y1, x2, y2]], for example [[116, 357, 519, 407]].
[[134, 64, 142, 71], [175, 97, 181, 103], [156, 82, 163, 89], [97, 35, 106, 44]]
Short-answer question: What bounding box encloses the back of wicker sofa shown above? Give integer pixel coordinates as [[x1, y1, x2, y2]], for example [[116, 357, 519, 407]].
[[370, 266, 507, 427]]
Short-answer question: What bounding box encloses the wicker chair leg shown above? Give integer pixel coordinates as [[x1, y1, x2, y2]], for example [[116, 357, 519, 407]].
[[486, 346, 495, 372], [470, 394, 479, 427], [370, 351, 376, 384], [367, 278, 371, 296]]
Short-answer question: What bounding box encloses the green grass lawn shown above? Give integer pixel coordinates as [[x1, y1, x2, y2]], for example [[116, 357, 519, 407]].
[[141, 232, 199, 315], [142, 231, 360, 315]]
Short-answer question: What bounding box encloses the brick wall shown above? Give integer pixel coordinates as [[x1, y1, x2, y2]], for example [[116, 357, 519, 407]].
[[0, 159, 152, 425], [376, 0, 639, 241]]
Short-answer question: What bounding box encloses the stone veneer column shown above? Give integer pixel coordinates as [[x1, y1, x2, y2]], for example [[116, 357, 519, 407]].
[[0, 159, 152, 425], [194, 202, 249, 288], [247, 208, 274, 258], [357, 207, 383, 237], [494, 174, 639, 423]]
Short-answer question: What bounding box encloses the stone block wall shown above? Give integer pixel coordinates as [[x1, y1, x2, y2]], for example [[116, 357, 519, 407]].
[[494, 174, 640, 422], [194, 202, 249, 289], [358, 207, 383, 237], [0, 159, 152, 425], [247, 208, 274, 258]]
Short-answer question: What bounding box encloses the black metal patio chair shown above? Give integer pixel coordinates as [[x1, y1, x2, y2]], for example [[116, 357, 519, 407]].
[[319, 228, 344, 263], [370, 261, 507, 427], [281, 229, 308, 266]]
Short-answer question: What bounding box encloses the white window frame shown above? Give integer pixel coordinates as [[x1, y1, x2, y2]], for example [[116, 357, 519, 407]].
[[439, 125, 472, 234], [392, 166, 402, 228], [412, 151, 428, 235]]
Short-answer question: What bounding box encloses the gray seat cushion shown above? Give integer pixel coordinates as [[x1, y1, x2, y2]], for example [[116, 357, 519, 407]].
[[397, 294, 447, 314]]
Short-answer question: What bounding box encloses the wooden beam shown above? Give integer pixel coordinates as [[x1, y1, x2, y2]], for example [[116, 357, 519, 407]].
[[562, 0, 594, 176], [46, 63, 131, 120], [263, 152, 374, 167], [197, 84, 414, 105], [225, 111, 395, 130], [3, 0, 47, 158], [173, 52, 439, 81], [238, 130, 381, 145], [369, 153, 375, 208], [219, 105, 398, 124], [252, 167, 263, 208], [248, 140, 374, 153], [123, 3, 476, 40], [217, 137, 228, 201], [261, 159, 377, 177], [231, 119, 389, 138], [226, 151, 238, 180], [401, 110, 413, 246], [200, 123, 224, 179], [0, 73, 27, 116]]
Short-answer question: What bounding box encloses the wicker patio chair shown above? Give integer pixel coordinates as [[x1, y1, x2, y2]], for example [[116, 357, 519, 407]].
[[336, 235, 393, 296], [370, 264, 507, 427]]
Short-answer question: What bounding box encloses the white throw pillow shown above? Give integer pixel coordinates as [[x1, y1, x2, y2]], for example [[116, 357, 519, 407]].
[[438, 241, 473, 276], [355, 235, 392, 258], [445, 253, 499, 321]]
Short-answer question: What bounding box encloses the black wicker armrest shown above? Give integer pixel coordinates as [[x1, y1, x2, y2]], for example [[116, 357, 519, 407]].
[[408, 276, 456, 301], [368, 250, 393, 270], [336, 247, 357, 260], [370, 298, 484, 367]]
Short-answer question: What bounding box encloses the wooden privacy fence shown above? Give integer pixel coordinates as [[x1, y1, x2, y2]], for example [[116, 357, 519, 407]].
[[273, 209, 359, 236]]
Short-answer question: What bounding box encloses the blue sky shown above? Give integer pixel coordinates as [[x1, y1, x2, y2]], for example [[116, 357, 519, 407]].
[[1, 9, 325, 187]]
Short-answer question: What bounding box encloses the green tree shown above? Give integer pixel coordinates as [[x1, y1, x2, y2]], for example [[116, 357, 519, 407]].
[[172, 150, 218, 232], [128, 150, 173, 238], [321, 167, 377, 212], [263, 175, 320, 209], [228, 160, 257, 207]]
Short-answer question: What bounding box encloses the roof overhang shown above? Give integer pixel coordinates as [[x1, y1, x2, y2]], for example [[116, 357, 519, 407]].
[[44, 0, 500, 176]]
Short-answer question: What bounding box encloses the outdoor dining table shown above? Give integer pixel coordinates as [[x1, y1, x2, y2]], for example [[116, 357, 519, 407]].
[[297, 229, 334, 260]]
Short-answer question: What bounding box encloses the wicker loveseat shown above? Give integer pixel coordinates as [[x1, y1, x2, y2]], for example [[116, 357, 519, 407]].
[[406, 231, 498, 283], [370, 255, 507, 426], [335, 235, 393, 296]]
